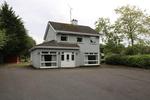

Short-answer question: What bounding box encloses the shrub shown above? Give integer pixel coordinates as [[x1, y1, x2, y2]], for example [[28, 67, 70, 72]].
[[123, 45, 150, 55], [124, 46, 140, 55], [105, 54, 125, 65], [105, 54, 150, 69]]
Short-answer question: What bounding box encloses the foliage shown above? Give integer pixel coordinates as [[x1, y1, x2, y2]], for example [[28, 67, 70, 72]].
[[95, 5, 150, 59], [115, 5, 150, 46], [95, 17, 122, 45], [105, 54, 125, 65], [105, 54, 150, 69], [21, 36, 36, 62], [0, 2, 35, 57], [123, 44, 150, 55], [104, 42, 125, 55], [95, 18, 124, 55], [0, 29, 7, 50]]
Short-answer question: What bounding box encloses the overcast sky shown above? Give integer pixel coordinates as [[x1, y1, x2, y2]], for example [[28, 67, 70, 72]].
[[0, 0, 150, 44]]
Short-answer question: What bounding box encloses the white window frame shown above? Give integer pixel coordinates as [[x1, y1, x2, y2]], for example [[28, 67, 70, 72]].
[[77, 37, 83, 43], [60, 35, 68, 42], [40, 51, 58, 68], [84, 52, 99, 65]]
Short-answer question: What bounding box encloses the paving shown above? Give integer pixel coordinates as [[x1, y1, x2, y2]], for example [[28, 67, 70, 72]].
[[0, 64, 150, 100]]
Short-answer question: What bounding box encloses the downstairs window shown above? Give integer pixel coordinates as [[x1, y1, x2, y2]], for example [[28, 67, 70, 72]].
[[84, 53, 98, 65], [41, 51, 57, 67]]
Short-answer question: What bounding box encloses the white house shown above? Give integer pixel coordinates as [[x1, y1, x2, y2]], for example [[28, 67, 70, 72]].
[[30, 20, 100, 68]]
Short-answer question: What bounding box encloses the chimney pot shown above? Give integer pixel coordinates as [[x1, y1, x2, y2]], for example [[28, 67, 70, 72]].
[[71, 19, 78, 25]]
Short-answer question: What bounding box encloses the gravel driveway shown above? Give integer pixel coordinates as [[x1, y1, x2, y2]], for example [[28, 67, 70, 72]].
[[0, 64, 150, 100]]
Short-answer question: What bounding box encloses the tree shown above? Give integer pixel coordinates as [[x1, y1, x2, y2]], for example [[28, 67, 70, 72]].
[[0, 2, 34, 57], [95, 17, 111, 43], [0, 29, 6, 50], [21, 36, 36, 62], [95, 17, 124, 55], [95, 17, 123, 45], [115, 5, 150, 46]]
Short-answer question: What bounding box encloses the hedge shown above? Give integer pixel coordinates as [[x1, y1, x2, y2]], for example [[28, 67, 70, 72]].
[[105, 54, 150, 69]]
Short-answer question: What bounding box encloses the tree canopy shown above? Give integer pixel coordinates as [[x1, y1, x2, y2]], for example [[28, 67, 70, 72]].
[[0, 2, 35, 57], [95, 5, 150, 55], [115, 5, 150, 46], [0, 29, 6, 50]]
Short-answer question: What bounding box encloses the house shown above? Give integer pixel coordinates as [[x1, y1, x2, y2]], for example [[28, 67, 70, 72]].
[[30, 19, 100, 68]]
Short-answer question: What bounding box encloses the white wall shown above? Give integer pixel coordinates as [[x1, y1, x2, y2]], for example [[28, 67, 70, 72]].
[[56, 34, 100, 66], [30, 49, 41, 68], [45, 24, 56, 42]]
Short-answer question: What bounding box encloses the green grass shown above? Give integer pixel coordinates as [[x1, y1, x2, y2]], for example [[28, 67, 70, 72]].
[[0, 62, 30, 68]]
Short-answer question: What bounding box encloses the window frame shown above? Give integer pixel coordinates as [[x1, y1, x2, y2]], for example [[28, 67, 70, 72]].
[[60, 35, 68, 42], [77, 37, 83, 43], [84, 52, 99, 65], [71, 52, 75, 61], [40, 51, 57, 68]]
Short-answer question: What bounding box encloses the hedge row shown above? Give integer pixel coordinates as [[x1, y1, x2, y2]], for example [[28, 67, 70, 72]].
[[105, 54, 150, 69]]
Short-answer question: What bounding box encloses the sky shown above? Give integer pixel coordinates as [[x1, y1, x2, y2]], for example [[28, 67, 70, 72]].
[[0, 0, 150, 44]]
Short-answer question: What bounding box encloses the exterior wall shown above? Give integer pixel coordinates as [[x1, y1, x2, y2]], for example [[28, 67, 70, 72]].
[[56, 34, 100, 66], [30, 49, 41, 68], [31, 48, 79, 68], [45, 25, 56, 42]]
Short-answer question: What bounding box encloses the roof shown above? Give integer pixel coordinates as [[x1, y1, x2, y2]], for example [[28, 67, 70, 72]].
[[49, 21, 98, 34], [30, 40, 79, 51], [37, 40, 79, 47]]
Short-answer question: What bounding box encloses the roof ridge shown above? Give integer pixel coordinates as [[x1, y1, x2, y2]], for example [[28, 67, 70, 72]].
[[49, 21, 90, 28]]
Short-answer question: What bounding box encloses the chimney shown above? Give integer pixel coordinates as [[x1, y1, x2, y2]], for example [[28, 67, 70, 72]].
[[71, 19, 78, 25]]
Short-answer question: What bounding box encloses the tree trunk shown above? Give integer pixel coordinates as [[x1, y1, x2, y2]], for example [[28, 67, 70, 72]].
[[130, 33, 134, 46], [131, 38, 134, 46]]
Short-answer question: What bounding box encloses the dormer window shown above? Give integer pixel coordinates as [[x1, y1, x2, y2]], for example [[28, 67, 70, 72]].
[[61, 35, 68, 41], [77, 37, 83, 43]]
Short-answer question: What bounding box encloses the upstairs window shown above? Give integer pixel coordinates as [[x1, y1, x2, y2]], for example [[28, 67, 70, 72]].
[[77, 37, 83, 43], [90, 37, 96, 44], [61, 35, 68, 41]]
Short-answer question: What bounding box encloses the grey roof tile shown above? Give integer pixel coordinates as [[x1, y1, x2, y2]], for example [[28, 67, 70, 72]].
[[49, 21, 98, 34], [37, 40, 79, 48]]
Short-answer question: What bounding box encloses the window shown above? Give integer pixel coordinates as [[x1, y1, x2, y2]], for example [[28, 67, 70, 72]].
[[90, 37, 96, 44], [84, 52, 98, 65], [88, 55, 97, 64], [67, 54, 69, 60], [61, 35, 68, 41], [41, 51, 49, 54], [72, 55, 74, 60], [41, 51, 57, 67], [61, 55, 64, 61], [77, 37, 83, 43]]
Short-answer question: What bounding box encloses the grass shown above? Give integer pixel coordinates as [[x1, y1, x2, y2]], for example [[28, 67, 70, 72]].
[[0, 62, 30, 68]]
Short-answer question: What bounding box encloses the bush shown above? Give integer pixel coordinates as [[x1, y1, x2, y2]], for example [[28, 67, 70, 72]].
[[105, 54, 125, 65], [123, 45, 150, 55], [105, 54, 150, 69]]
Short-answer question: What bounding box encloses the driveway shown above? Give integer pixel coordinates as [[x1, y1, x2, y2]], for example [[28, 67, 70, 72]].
[[0, 64, 150, 100]]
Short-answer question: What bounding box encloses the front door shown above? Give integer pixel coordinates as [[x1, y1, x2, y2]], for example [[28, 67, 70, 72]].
[[61, 52, 75, 67]]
